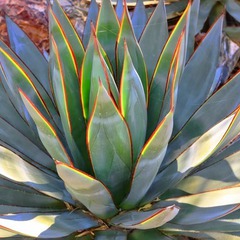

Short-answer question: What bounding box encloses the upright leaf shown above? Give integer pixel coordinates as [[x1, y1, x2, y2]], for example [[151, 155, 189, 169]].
[[81, 31, 119, 120], [49, 8, 90, 171], [147, 2, 190, 136], [82, 0, 99, 47], [50, 37, 90, 172], [120, 43, 147, 161], [56, 162, 118, 219], [139, 0, 168, 80], [87, 84, 132, 204], [131, 0, 147, 40], [116, 3, 148, 99], [172, 16, 223, 137], [115, 0, 124, 20], [52, 0, 85, 68], [96, 0, 120, 73]]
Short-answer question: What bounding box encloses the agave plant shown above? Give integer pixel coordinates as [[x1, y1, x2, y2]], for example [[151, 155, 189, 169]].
[[0, 0, 240, 238]]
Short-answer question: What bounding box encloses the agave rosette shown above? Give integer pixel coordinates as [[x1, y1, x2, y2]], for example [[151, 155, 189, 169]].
[[0, 0, 240, 239]]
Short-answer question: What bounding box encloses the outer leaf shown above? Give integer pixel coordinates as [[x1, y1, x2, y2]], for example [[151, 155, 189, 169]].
[[0, 211, 98, 238], [120, 43, 147, 161], [52, 0, 85, 68], [20, 90, 72, 166], [131, 0, 147, 40], [82, 0, 99, 47], [163, 186, 240, 225], [6, 17, 52, 98], [0, 146, 73, 203], [96, 0, 120, 73], [142, 111, 239, 204], [56, 162, 118, 219], [0, 43, 61, 132], [174, 151, 240, 195], [139, 0, 168, 80], [49, 9, 89, 171], [0, 74, 54, 172], [110, 205, 179, 229], [0, 185, 65, 209], [116, 3, 148, 99], [121, 111, 173, 209], [147, 2, 190, 135], [172, 16, 223, 137], [87, 84, 132, 204], [164, 71, 240, 166], [163, 208, 240, 233]]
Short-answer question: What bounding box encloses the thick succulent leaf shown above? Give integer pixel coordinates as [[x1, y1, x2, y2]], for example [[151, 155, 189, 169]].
[[142, 111, 239, 204], [164, 71, 240, 166], [52, 0, 85, 68], [158, 29, 186, 121], [82, 0, 98, 47], [0, 185, 65, 209], [110, 205, 179, 229], [56, 162, 118, 219], [96, 0, 120, 72], [120, 43, 147, 161], [50, 37, 90, 172], [0, 146, 73, 203], [94, 230, 127, 239], [174, 151, 240, 195], [20, 90, 73, 166], [131, 0, 147, 40], [116, 4, 148, 99], [0, 211, 98, 238], [197, 0, 217, 32], [81, 31, 117, 120], [89, 34, 119, 118], [49, 8, 89, 171], [147, 2, 190, 135], [162, 186, 240, 225], [87, 84, 132, 204], [115, 0, 124, 20], [5, 17, 52, 98], [186, 0, 199, 59], [121, 111, 173, 209], [163, 209, 240, 233], [128, 229, 175, 240], [163, 229, 240, 240], [0, 42, 61, 132], [139, 0, 168, 80], [172, 16, 223, 137], [0, 75, 55, 172]]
